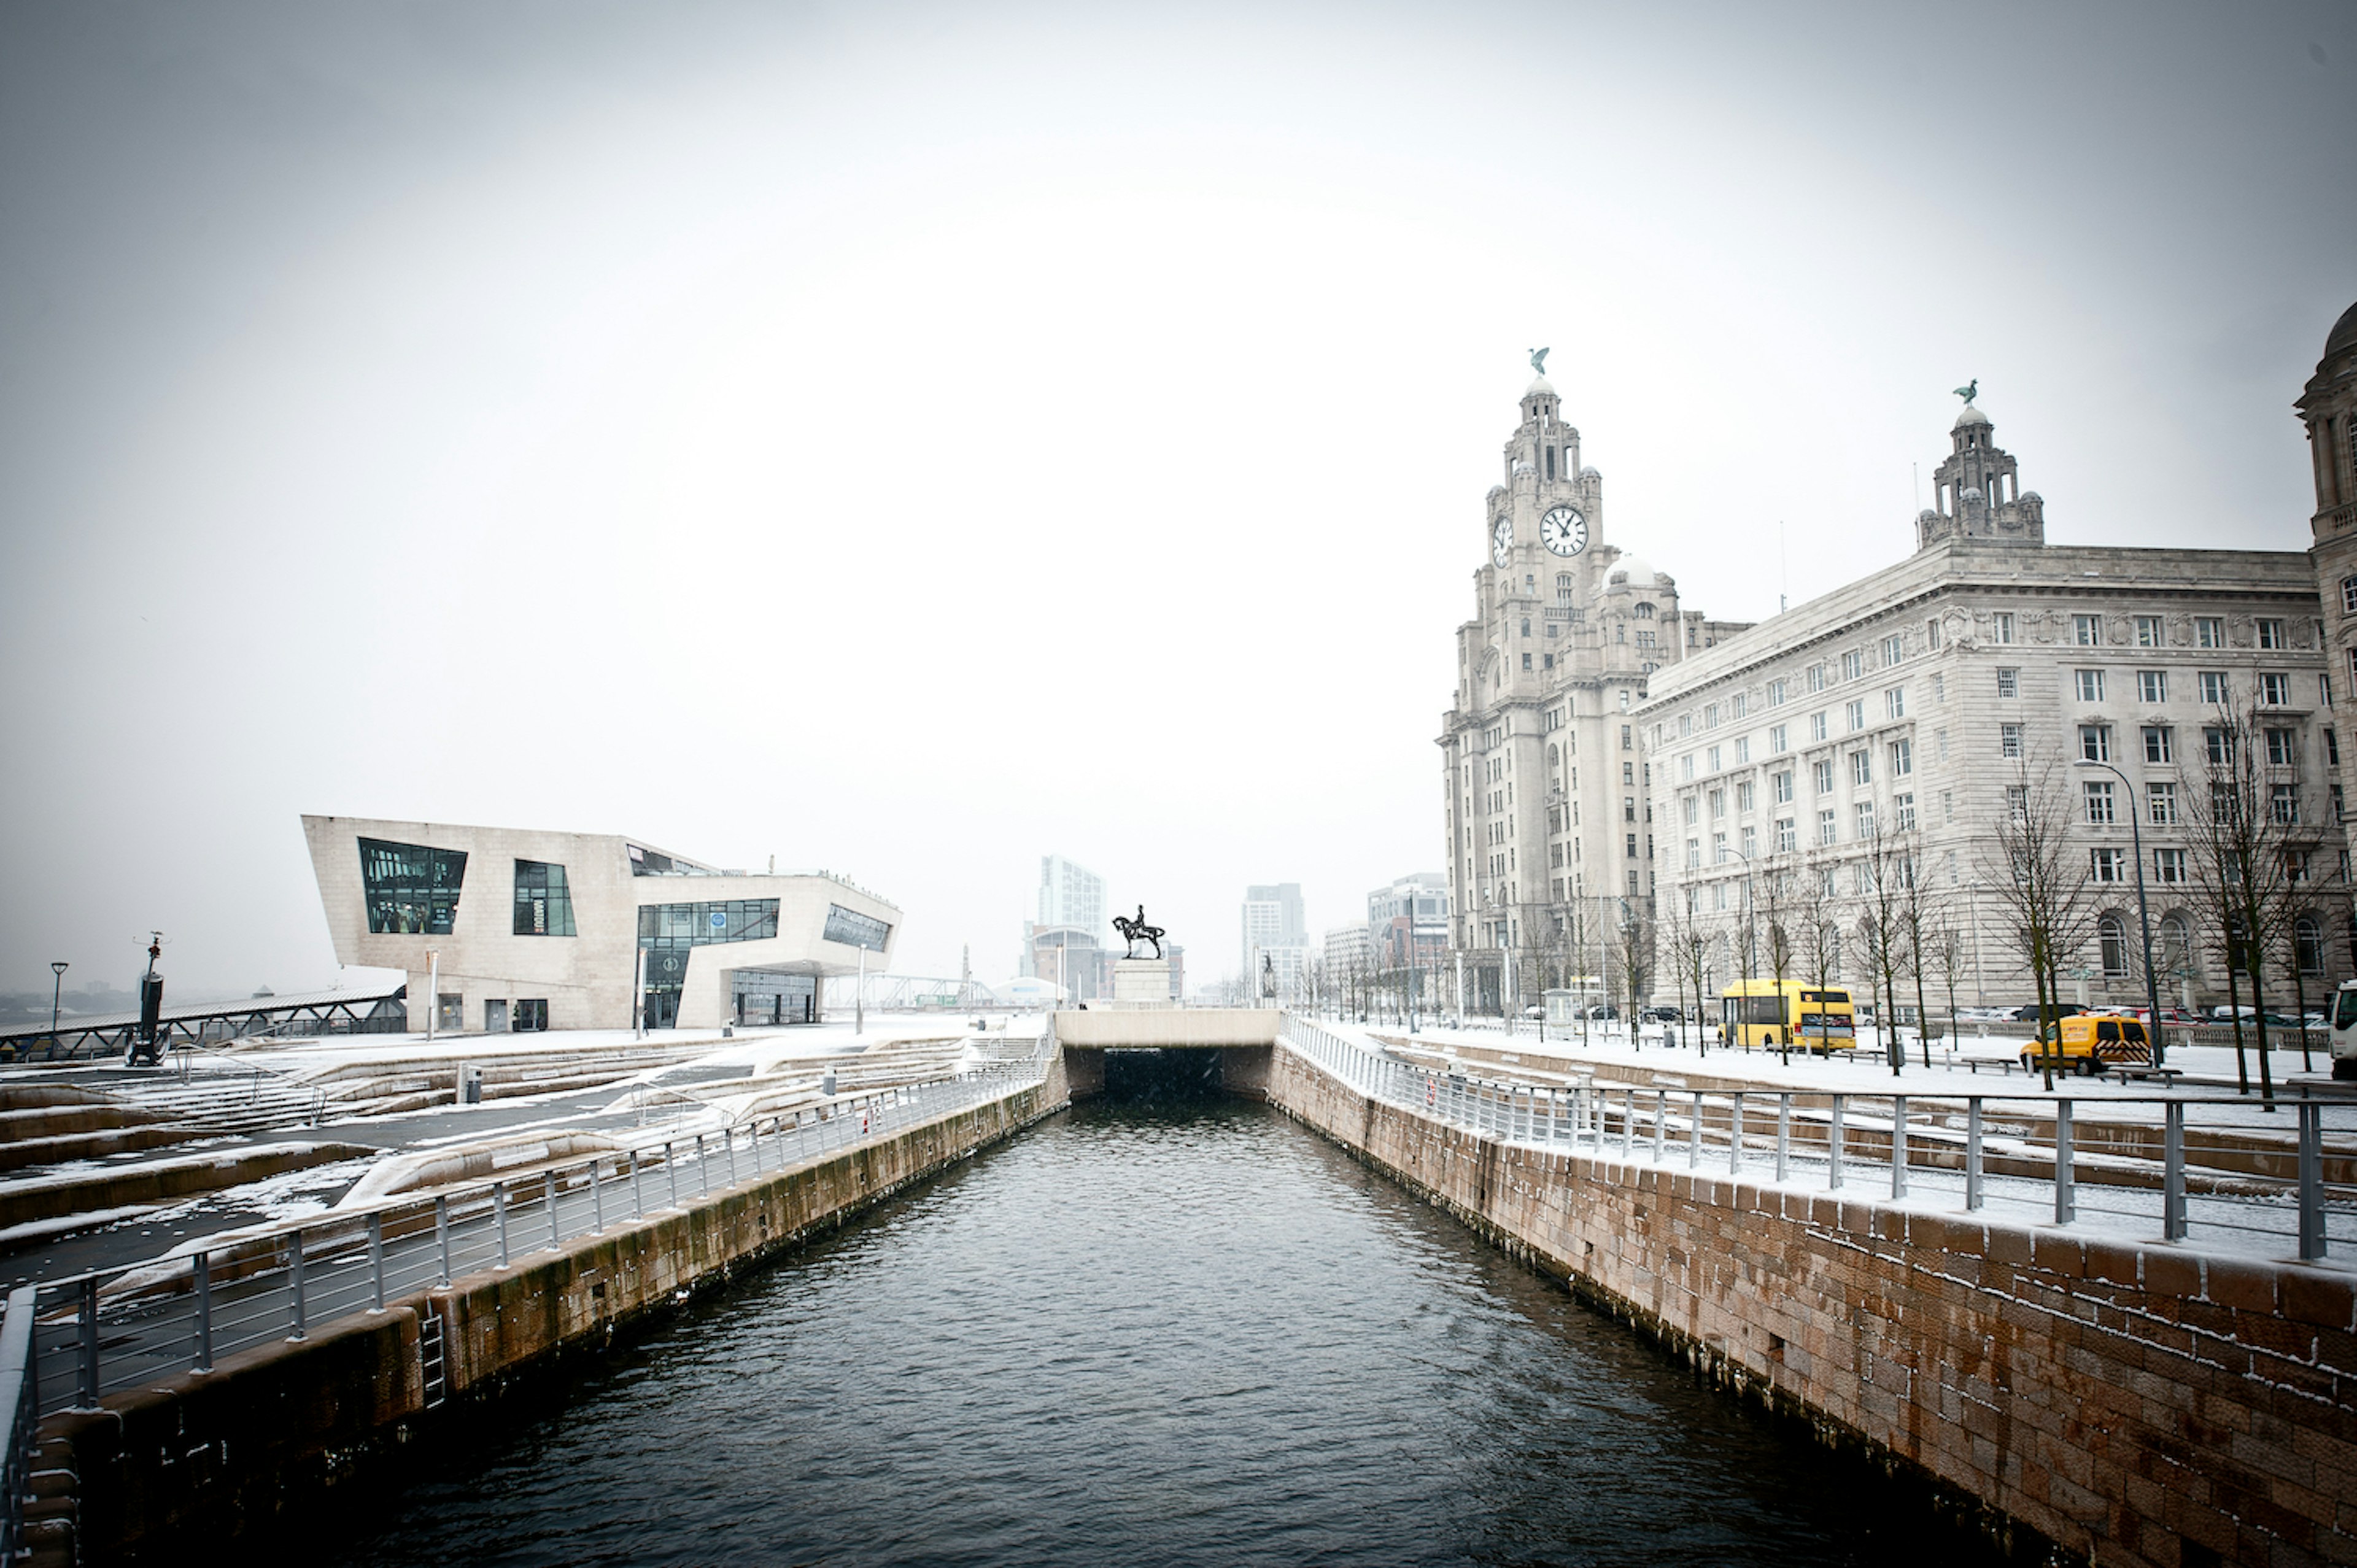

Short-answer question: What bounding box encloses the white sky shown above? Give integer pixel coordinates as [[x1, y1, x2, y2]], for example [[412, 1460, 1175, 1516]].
[[3, 1, 2353, 997]]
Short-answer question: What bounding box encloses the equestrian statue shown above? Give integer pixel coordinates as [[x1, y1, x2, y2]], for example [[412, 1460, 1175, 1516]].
[[1112, 905, 1166, 960]]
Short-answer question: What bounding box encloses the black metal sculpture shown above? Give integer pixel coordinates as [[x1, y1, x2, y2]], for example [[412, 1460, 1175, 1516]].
[[1112, 905, 1166, 959]]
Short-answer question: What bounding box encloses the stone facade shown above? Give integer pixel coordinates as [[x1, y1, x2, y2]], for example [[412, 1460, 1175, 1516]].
[[1438, 374, 1750, 1014], [2302, 301, 2357, 886], [1636, 405, 2348, 1013]]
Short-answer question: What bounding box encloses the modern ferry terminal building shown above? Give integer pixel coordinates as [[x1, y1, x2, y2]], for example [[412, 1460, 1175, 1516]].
[[303, 815, 899, 1033]]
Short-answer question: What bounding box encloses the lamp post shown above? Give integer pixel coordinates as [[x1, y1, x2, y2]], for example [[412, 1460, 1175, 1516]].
[[48, 960, 67, 1053], [2075, 757, 2167, 1066]]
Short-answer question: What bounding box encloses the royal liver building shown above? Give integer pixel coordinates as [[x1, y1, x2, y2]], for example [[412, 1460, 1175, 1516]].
[[1436, 361, 1747, 1015]]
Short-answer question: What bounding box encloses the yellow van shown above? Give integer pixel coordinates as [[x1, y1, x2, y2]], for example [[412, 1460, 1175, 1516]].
[[2019, 1013, 2151, 1076]]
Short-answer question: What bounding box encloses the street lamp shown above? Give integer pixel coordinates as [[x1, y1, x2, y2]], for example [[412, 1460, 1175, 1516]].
[[2075, 757, 2167, 1066], [48, 960, 67, 1053]]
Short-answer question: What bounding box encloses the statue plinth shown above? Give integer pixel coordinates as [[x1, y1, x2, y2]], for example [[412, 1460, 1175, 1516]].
[[1111, 958, 1173, 1006]]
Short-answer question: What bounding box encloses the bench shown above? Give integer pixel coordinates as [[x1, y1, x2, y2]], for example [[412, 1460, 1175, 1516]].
[[2105, 1064, 2183, 1086]]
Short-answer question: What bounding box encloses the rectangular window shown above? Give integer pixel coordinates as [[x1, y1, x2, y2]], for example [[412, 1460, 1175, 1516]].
[[2074, 614, 2102, 646], [1933, 673, 1945, 701], [2261, 673, 2289, 705], [2204, 727, 2233, 765], [1996, 666, 2018, 698], [1941, 789, 1955, 823], [1846, 699, 1866, 732], [2091, 847, 2126, 882], [1772, 770, 1794, 804], [1707, 745, 1722, 772], [1768, 678, 1787, 706], [1769, 724, 1788, 754], [1709, 789, 1726, 820], [2196, 616, 2223, 649], [2075, 668, 2105, 701], [1894, 792, 1916, 832], [1732, 692, 1748, 719], [1817, 808, 1838, 845], [1679, 714, 1693, 738], [1884, 686, 1905, 719], [2153, 848, 2187, 884], [1936, 728, 1949, 760], [1992, 612, 2015, 644], [1681, 754, 1695, 781], [1841, 651, 1863, 681], [1734, 736, 1751, 763], [1712, 832, 1727, 863], [359, 838, 467, 935], [1740, 824, 1757, 858], [1849, 750, 1872, 785], [1736, 779, 1756, 811], [1682, 797, 1699, 827], [2135, 615, 2163, 648], [2271, 782, 2299, 824], [2148, 781, 2179, 824], [1809, 711, 1829, 742], [821, 903, 892, 951], [512, 860, 577, 937], [2143, 725, 2175, 763], [2328, 729, 2342, 765], [1881, 635, 1903, 666], [1813, 759, 1835, 794], [2000, 723, 2022, 759], [2084, 781, 2115, 823], [1705, 702, 1720, 728], [1890, 738, 1913, 776], [2266, 727, 2297, 766], [1927, 619, 1942, 651], [2200, 670, 2229, 705], [1774, 816, 1797, 853], [1854, 801, 1876, 838], [2006, 784, 2028, 822], [644, 898, 784, 948], [2258, 617, 2285, 650], [1807, 664, 1827, 693], [1686, 838, 1701, 869], [2137, 670, 2167, 703], [2337, 784, 2348, 824], [2080, 724, 2112, 763]]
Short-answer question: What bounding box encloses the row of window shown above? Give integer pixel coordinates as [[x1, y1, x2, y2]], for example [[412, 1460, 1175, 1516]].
[[2040, 667, 2309, 706]]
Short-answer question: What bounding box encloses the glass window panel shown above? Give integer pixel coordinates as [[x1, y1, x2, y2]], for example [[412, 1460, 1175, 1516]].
[[359, 838, 468, 935]]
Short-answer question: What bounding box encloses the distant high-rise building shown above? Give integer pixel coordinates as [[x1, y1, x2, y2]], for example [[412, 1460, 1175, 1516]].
[[1367, 873, 1449, 973], [1242, 882, 1307, 1003], [1038, 855, 1106, 937]]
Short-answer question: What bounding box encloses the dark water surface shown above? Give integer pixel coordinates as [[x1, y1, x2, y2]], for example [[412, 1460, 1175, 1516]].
[[321, 1097, 2010, 1567]]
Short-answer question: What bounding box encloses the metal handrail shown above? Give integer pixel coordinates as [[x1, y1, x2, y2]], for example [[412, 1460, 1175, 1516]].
[[0, 1286, 37, 1560], [1280, 1013, 2351, 1264], [26, 1057, 1047, 1418]]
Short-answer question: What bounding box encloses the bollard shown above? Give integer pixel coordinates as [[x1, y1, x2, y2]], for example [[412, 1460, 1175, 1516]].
[[436, 1195, 452, 1286], [192, 1252, 212, 1373], [1890, 1096, 1908, 1200], [1965, 1099, 1984, 1213], [2054, 1100, 2075, 1225], [2162, 1101, 2186, 1240]]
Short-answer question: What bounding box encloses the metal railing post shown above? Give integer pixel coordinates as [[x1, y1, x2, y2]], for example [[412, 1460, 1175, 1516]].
[[1829, 1095, 1845, 1189], [2162, 1100, 2186, 1241], [192, 1253, 212, 1373], [1965, 1099, 1984, 1212], [592, 1159, 605, 1234], [1776, 1094, 1790, 1183], [667, 1143, 679, 1210], [436, 1195, 452, 1286], [1624, 1089, 1636, 1157], [546, 1170, 560, 1250], [2299, 1102, 2326, 1261], [1654, 1091, 1667, 1163], [368, 1212, 386, 1312], [632, 1151, 645, 1219], [2054, 1100, 2075, 1225], [1890, 1096, 1908, 1200], [77, 1278, 98, 1408], [494, 1182, 510, 1268], [1729, 1092, 1744, 1176], [288, 1230, 308, 1341], [726, 1127, 737, 1187], [1689, 1092, 1702, 1169]]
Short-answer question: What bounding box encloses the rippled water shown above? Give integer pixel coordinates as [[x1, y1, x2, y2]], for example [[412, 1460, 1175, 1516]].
[[320, 1096, 2010, 1567]]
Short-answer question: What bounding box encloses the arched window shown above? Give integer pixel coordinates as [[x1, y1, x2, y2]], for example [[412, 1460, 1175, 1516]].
[[2099, 914, 2131, 980], [2296, 914, 2325, 976], [1635, 602, 1656, 620], [2160, 914, 2194, 978], [1547, 744, 1558, 765]]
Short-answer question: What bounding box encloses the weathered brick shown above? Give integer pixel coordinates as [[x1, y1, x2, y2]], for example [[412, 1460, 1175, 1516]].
[[2282, 1267, 2357, 1334], [2204, 1257, 2281, 1313]]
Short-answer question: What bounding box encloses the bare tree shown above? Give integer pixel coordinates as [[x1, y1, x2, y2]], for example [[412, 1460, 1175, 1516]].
[[1893, 826, 1940, 1068], [1756, 849, 1799, 1064], [1975, 751, 2096, 1091], [1660, 887, 1711, 1053], [1854, 813, 1911, 1078], [1797, 848, 1848, 1056], [1612, 899, 1652, 1038]]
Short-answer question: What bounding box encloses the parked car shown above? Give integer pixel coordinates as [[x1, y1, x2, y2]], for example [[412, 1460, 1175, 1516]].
[[1522, 1005, 1546, 1020], [2022, 1013, 2153, 1075], [1585, 1005, 1619, 1021], [1641, 1005, 1682, 1024]]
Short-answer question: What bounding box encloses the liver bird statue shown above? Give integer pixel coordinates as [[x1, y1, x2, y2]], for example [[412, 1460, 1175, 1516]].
[[1953, 378, 1978, 404], [1529, 346, 1550, 376]]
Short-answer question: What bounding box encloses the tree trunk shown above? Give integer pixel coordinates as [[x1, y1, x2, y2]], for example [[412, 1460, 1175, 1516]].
[[2224, 946, 2248, 1095]]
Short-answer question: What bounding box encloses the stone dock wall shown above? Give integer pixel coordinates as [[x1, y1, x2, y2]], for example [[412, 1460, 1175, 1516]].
[[1263, 1041, 2357, 1568], [42, 1060, 1067, 1563]]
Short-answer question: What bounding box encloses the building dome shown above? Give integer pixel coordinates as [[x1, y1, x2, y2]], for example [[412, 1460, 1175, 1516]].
[[1526, 374, 1556, 398], [2326, 301, 2357, 360], [1954, 403, 1991, 428], [1609, 554, 1657, 589]]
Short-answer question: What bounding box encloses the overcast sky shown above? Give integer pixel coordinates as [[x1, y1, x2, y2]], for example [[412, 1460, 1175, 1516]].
[[3, 0, 2353, 999]]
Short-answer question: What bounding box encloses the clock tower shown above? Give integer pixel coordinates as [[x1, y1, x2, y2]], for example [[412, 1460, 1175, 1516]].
[[1438, 362, 1700, 1017]]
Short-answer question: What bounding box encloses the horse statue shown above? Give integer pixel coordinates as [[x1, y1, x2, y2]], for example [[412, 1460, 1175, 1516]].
[[1112, 905, 1166, 959]]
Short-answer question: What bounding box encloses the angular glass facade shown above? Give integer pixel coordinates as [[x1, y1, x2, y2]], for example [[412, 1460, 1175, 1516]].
[[638, 900, 780, 949], [822, 904, 892, 951], [360, 839, 467, 935], [513, 860, 578, 937]]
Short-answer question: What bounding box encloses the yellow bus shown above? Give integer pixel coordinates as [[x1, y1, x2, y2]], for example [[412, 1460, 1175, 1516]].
[[1718, 979, 1859, 1053]]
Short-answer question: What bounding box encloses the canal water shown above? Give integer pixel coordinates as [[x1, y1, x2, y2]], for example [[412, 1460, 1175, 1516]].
[[322, 1093, 2011, 1567]]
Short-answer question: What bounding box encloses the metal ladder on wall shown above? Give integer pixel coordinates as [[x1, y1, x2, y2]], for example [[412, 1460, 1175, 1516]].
[[418, 1308, 447, 1409]]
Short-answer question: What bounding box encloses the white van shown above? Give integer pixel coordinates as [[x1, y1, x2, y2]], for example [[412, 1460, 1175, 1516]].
[[2328, 981, 2357, 1080]]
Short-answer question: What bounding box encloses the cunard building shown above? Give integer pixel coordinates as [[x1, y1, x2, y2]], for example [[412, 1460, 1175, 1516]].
[[1436, 363, 1748, 1014]]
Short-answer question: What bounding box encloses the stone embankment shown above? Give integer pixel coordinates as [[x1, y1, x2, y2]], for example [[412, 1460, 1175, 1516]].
[[1264, 1038, 2356, 1568], [38, 1057, 1067, 1563]]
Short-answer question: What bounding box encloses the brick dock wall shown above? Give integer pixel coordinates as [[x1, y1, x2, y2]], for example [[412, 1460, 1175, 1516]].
[[43, 1063, 1068, 1563], [1262, 1042, 2357, 1568]]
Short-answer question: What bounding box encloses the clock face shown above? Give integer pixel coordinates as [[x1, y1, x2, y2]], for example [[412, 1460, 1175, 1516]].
[[1541, 504, 1589, 557], [1491, 516, 1513, 567]]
